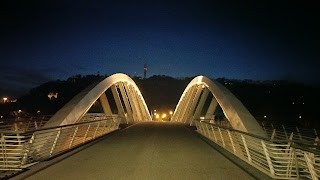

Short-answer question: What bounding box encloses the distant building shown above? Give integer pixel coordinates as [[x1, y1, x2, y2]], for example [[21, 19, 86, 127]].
[[48, 92, 58, 100], [143, 64, 148, 79]]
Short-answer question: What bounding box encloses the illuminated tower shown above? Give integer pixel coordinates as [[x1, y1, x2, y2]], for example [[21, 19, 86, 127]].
[[143, 63, 148, 79]]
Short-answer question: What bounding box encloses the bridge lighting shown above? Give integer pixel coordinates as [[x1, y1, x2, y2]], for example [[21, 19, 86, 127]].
[[162, 114, 167, 118]]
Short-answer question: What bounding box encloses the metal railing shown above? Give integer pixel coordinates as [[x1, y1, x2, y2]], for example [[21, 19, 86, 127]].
[[207, 118, 320, 144], [0, 116, 120, 170], [0, 116, 52, 132], [195, 120, 320, 179], [260, 121, 319, 143]]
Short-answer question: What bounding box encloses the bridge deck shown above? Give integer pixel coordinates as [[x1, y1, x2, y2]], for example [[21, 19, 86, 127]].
[[24, 122, 260, 180]]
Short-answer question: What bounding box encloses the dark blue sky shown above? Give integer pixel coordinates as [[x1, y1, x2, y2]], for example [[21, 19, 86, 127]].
[[1, 0, 320, 97]]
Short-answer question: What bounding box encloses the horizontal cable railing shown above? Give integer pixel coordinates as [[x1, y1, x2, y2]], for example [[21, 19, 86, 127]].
[[0, 116, 52, 132], [260, 121, 319, 143], [0, 116, 120, 170], [208, 119, 320, 144], [195, 119, 320, 180]]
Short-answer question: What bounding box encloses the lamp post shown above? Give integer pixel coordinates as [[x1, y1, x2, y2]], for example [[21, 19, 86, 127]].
[[169, 111, 173, 121]]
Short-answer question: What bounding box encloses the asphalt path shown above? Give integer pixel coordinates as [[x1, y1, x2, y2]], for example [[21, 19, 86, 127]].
[[25, 122, 258, 180]]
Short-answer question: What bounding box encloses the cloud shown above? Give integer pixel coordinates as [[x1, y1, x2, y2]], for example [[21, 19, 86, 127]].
[[0, 65, 67, 97]]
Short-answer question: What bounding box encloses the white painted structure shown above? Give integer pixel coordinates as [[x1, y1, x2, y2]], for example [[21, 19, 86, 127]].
[[172, 76, 266, 136], [44, 73, 151, 127]]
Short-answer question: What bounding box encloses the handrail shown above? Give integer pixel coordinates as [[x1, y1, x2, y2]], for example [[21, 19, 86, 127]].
[[22, 115, 118, 134], [200, 119, 320, 146], [0, 115, 118, 134], [195, 119, 320, 179], [0, 117, 121, 170]]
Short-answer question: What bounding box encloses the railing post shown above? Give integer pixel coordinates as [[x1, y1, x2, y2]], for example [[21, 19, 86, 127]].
[[227, 130, 236, 153], [201, 124, 207, 136], [102, 121, 108, 133], [34, 121, 39, 130], [282, 125, 288, 139], [289, 132, 293, 141], [211, 126, 218, 142], [314, 137, 319, 146], [69, 126, 79, 149], [261, 122, 266, 131], [14, 123, 18, 131], [1, 133, 7, 168], [304, 152, 317, 180], [205, 124, 211, 138], [241, 135, 251, 163], [82, 124, 91, 143], [50, 128, 61, 156], [21, 134, 35, 165], [293, 147, 300, 179], [93, 122, 100, 138], [198, 122, 204, 135], [271, 129, 276, 140], [296, 127, 302, 140], [218, 127, 225, 147], [261, 140, 275, 176]]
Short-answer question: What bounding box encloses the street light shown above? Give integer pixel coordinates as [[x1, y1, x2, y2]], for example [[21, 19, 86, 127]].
[[162, 113, 167, 118]]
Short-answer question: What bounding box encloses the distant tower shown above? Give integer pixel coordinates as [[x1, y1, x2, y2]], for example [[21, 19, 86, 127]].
[[143, 63, 148, 79]]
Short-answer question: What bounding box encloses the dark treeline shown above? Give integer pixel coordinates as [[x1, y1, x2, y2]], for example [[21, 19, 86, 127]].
[[1, 74, 319, 127]]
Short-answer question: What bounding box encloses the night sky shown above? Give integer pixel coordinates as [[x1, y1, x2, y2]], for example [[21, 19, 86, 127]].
[[1, 0, 320, 97]]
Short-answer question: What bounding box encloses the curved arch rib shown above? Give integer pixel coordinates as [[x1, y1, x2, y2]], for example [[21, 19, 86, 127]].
[[172, 76, 266, 136], [44, 73, 151, 128]]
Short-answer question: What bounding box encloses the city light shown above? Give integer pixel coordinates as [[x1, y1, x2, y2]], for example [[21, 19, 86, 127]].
[[162, 113, 167, 118], [264, 115, 267, 118], [169, 111, 173, 115], [156, 114, 159, 119], [3, 97, 8, 103]]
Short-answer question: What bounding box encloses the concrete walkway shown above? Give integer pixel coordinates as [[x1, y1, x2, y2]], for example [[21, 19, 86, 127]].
[[24, 122, 259, 180]]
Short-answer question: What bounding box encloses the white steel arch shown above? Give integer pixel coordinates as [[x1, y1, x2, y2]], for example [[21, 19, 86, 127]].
[[172, 76, 266, 136], [44, 73, 151, 128]]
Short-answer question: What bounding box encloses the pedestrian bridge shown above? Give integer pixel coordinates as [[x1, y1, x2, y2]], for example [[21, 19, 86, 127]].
[[1, 73, 319, 179]]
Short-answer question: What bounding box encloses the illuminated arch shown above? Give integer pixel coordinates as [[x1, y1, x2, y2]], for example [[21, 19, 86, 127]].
[[172, 76, 266, 135], [44, 73, 151, 128]]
